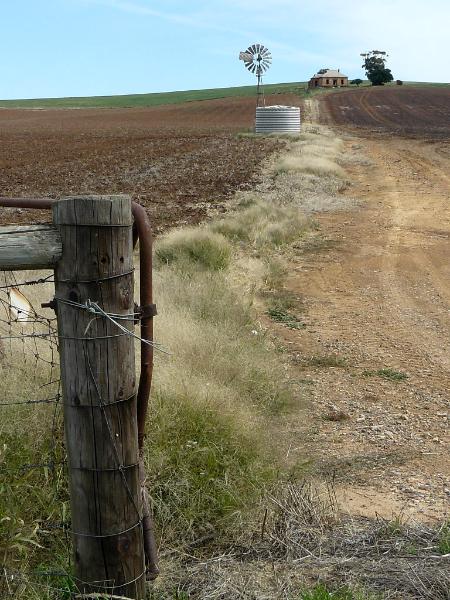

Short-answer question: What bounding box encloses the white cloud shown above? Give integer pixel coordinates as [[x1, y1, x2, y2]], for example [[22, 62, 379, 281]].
[[81, 0, 200, 26]]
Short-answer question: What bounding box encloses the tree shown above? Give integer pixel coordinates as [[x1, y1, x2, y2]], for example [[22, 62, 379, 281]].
[[350, 78, 363, 86], [360, 50, 394, 86]]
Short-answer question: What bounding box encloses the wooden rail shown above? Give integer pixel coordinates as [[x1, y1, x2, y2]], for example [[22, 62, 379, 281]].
[[0, 224, 62, 269]]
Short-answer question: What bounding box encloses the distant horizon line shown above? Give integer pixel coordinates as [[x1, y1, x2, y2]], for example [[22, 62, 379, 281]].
[[0, 81, 308, 102], [0, 79, 447, 104]]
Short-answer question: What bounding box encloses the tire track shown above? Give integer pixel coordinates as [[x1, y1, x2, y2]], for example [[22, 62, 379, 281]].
[[357, 88, 396, 128]]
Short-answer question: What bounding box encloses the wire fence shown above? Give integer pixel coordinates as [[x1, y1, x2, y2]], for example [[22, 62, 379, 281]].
[[0, 270, 76, 599]]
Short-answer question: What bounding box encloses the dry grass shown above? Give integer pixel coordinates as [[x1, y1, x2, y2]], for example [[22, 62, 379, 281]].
[[337, 154, 374, 167], [240, 125, 356, 215], [275, 155, 345, 178], [273, 130, 345, 179], [151, 265, 293, 417], [149, 481, 450, 599], [211, 198, 310, 248]]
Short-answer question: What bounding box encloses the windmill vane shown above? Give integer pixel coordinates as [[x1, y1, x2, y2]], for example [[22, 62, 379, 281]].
[[239, 43, 272, 107]]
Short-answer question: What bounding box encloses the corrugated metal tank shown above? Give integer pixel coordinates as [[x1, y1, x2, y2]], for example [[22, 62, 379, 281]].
[[255, 105, 301, 134]]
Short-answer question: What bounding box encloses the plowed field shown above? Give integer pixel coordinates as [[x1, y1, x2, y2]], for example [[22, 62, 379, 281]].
[[322, 86, 450, 138], [0, 93, 298, 229]]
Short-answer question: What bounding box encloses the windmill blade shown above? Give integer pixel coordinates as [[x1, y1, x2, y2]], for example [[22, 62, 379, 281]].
[[239, 51, 253, 62], [7, 288, 36, 322], [250, 44, 257, 54]]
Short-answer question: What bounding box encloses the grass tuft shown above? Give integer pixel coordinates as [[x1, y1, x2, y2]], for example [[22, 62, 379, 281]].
[[362, 368, 408, 382], [299, 584, 380, 600], [308, 355, 347, 368], [155, 228, 231, 271], [438, 521, 450, 555], [267, 307, 305, 330]]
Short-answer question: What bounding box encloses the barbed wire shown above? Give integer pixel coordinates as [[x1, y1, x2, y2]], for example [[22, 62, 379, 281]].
[[0, 273, 54, 290], [0, 394, 61, 406]]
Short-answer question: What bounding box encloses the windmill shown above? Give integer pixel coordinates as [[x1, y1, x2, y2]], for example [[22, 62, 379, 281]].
[[239, 43, 272, 107]]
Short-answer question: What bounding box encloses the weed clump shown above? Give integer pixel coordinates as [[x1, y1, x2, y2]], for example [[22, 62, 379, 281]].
[[267, 307, 304, 330], [362, 368, 408, 382], [155, 228, 231, 271], [299, 584, 379, 600], [211, 199, 309, 248], [438, 521, 450, 555]]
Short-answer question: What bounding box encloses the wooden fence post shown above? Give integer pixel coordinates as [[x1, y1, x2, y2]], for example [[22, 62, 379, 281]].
[[53, 195, 146, 599]]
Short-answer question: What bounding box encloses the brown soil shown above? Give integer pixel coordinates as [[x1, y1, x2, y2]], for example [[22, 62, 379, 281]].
[[0, 94, 298, 232], [273, 95, 450, 522]]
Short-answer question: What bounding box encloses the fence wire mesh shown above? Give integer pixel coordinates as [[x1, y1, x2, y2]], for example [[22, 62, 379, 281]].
[[0, 270, 76, 599]]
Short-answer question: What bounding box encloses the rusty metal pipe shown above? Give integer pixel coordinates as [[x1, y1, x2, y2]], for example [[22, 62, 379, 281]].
[[130, 202, 154, 449], [0, 197, 55, 209], [130, 202, 159, 580]]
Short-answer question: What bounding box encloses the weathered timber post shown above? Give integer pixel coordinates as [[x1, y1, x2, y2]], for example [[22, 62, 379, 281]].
[[53, 195, 146, 599]]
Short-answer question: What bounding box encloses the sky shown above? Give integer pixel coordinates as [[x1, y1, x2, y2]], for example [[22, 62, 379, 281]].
[[1, 0, 449, 99]]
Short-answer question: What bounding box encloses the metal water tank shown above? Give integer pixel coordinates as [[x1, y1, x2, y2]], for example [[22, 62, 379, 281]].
[[255, 105, 301, 134]]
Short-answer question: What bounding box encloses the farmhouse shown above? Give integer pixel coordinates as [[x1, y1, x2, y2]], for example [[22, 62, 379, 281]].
[[309, 69, 349, 88]]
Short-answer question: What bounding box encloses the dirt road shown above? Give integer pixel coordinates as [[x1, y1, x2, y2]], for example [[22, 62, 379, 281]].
[[279, 103, 449, 521]]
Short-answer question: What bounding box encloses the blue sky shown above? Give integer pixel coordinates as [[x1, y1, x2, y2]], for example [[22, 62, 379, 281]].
[[1, 0, 449, 99]]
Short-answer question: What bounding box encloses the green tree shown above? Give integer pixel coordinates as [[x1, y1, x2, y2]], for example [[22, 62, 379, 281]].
[[360, 50, 394, 86], [350, 78, 363, 86]]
